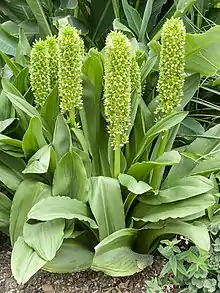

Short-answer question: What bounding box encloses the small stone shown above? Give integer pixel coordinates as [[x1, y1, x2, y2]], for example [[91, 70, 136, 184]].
[[42, 284, 55, 293], [5, 278, 17, 290]]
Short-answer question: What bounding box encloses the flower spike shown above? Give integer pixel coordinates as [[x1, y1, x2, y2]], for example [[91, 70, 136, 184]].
[[104, 31, 132, 149], [156, 17, 186, 118], [58, 25, 84, 113], [30, 39, 50, 107]]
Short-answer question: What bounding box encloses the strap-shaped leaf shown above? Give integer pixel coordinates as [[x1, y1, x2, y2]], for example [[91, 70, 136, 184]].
[[11, 236, 46, 285], [43, 238, 94, 273], [89, 177, 125, 241], [23, 219, 65, 261], [91, 228, 153, 276], [28, 196, 98, 229]]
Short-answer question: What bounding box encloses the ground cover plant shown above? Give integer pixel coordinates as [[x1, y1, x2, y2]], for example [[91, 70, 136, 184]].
[[1, 0, 220, 290]]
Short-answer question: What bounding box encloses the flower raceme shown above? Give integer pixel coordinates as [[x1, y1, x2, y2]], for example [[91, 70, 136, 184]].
[[156, 17, 186, 118], [104, 31, 133, 150], [30, 39, 50, 108], [58, 25, 84, 113], [46, 36, 58, 90]]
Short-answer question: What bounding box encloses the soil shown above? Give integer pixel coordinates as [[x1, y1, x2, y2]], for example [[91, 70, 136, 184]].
[[0, 233, 163, 293]]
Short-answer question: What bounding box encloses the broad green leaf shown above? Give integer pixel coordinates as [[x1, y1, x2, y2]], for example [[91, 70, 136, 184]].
[[118, 174, 152, 195], [128, 150, 181, 181], [113, 19, 135, 36], [0, 26, 18, 56], [140, 176, 213, 205], [43, 238, 94, 273], [26, 0, 52, 36], [91, 0, 114, 41], [89, 177, 125, 241], [22, 145, 51, 174], [185, 26, 220, 76], [132, 193, 215, 223], [91, 228, 153, 276], [11, 236, 46, 285], [22, 116, 47, 159], [10, 180, 52, 245], [23, 219, 65, 261], [52, 114, 71, 161], [176, 0, 195, 13], [147, 0, 168, 32], [138, 0, 153, 42], [80, 76, 101, 174], [134, 112, 188, 162], [122, 0, 142, 36], [3, 87, 40, 118], [178, 117, 205, 138], [190, 155, 220, 176], [0, 158, 24, 190], [0, 91, 14, 121], [0, 133, 23, 157], [13, 67, 29, 94], [166, 124, 220, 184], [28, 196, 98, 229], [0, 192, 11, 229], [137, 221, 210, 252], [60, 0, 77, 10], [0, 50, 20, 75], [52, 151, 89, 201], [181, 74, 200, 108], [41, 84, 59, 135]]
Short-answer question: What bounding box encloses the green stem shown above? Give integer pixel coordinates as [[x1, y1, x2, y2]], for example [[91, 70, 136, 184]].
[[114, 135, 121, 178], [112, 0, 120, 19], [151, 131, 168, 190]]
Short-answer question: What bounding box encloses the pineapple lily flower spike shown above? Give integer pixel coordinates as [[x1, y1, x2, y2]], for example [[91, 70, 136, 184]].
[[30, 39, 50, 108], [104, 31, 133, 178], [155, 17, 186, 118], [58, 25, 84, 126]]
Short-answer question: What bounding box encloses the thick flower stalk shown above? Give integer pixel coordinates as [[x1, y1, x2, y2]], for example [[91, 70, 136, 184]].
[[30, 40, 50, 108], [58, 25, 84, 114], [156, 17, 186, 118], [46, 36, 58, 89], [104, 31, 132, 150]]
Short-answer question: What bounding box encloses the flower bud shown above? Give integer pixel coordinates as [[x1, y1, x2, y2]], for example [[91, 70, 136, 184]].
[[156, 17, 186, 118], [58, 25, 84, 113]]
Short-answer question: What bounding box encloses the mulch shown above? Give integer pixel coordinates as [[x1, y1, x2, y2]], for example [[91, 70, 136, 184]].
[[0, 233, 163, 293]]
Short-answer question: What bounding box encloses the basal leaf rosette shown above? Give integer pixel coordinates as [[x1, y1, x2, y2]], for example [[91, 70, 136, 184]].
[[156, 17, 186, 118]]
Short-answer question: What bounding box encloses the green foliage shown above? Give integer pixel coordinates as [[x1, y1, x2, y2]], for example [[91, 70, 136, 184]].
[[1, 1, 220, 287]]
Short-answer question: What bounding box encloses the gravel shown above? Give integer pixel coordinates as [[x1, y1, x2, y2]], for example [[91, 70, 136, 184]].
[[0, 233, 163, 293]]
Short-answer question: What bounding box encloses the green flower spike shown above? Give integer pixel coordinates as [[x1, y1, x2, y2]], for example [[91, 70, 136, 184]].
[[156, 17, 186, 118], [104, 31, 132, 150], [46, 36, 58, 89], [30, 39, 50, 108], [58, 25, 84, 113]]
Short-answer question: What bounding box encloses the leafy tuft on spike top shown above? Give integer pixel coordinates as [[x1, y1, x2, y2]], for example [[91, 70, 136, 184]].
[[30, 40, 50, 108], [156, 17, 186, 118], [58, 25, 84, 113], [46, 36, 58, 89], [104, 31, 132, 149]]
